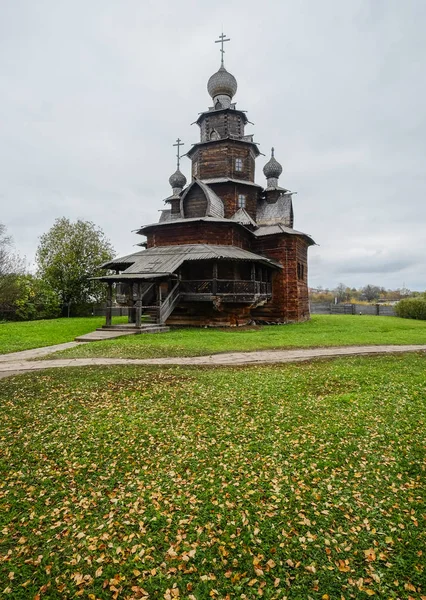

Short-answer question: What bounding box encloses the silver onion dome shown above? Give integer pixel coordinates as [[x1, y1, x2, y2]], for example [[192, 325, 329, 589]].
[[169, 169, 187, 190], [263, 148, 283, 179], [207, 65, 238, 100]]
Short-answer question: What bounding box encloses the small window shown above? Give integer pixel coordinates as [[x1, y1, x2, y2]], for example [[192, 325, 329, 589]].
[[238, 194, 246, 209], [193, 162, 198, 176], [235, 158, 243, 171], [297, 262, 305, 281]]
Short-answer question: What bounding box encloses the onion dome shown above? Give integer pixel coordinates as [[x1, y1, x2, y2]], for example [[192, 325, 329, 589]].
[[207, 65, 238, 101], [169, 168, 187, 192], [263, 148, 283, 180]]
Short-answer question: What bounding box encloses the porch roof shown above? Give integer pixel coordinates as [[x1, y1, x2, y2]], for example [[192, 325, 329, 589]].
[[92, 273, 174, 282], [101, 244, 282, 277]]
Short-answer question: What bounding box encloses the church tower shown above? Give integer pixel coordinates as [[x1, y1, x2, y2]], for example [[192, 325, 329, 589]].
[[186, 34, 261, 220]]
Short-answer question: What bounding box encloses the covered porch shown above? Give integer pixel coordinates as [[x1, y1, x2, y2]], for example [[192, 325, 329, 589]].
[[96, 244, 281, 327], [94, 273, 180, 329], [179, 260, 273, 303]]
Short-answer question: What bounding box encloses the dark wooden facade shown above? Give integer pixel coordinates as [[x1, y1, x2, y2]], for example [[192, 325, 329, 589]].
[[100, 55, 315, 327]]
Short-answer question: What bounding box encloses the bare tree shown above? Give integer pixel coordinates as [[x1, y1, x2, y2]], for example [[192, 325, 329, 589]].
[[362, 284, 381, 302], [334, 283, 349, 303]]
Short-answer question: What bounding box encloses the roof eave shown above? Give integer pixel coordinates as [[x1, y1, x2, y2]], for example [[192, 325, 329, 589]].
[[195, 107, 249, 126]]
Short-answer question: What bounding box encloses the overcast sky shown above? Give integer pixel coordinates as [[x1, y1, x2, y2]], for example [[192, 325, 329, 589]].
[[1, 0, 425, 290]]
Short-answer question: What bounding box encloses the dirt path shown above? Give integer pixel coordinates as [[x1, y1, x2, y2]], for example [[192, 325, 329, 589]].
[[0, 344, 425, 379]]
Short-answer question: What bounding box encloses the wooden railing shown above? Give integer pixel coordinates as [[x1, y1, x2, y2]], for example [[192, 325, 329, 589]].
[[181, 280, 272, 296], [116, 282, 154, 305], [158, 282, 181, 324]]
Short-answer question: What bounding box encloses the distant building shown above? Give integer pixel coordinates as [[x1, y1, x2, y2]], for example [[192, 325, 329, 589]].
[[98, 36, 315, 327]]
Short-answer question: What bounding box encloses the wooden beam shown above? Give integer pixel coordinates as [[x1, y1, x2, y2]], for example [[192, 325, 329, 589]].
[[134, 283, 142, 328], [212, 262, 218, 295], [106, 282, 113, 327]]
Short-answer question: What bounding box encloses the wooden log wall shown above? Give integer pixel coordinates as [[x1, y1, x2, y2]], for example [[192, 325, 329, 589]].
[[146, 221, 252, 250], [200, 111, 245, 141], [182, 186, 208, 218], [207, 182, 259, 220], [197, 142, 255, 182], [252, 234, 310, 323], [167, 302, 253, 327]]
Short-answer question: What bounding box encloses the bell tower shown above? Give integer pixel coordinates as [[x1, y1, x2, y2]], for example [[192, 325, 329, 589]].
[[186, 33, 261, 219]]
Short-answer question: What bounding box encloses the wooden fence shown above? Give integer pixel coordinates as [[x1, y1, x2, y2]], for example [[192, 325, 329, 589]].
[[310, 303, 396, 317]]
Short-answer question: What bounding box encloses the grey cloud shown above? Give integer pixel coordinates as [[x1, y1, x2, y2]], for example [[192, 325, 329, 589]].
[[1, 0, 425, 290]]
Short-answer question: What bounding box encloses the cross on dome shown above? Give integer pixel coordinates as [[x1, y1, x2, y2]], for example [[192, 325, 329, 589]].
[[173, 138, 184, 170], [215, 32, 230, 67], [207, 32, 237, 108], [169, 138, 187, 193]]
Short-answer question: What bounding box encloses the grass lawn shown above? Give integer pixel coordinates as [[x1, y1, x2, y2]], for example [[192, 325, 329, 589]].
[[0, 316, 127, 355], [1, 354, 425, 598], [44, 314, 426, 360]]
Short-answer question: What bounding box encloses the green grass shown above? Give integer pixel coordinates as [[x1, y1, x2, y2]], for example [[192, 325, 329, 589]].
[[46, 315, 426, 360], [0, 316, 127, 354], [1, 354, 425, 598]]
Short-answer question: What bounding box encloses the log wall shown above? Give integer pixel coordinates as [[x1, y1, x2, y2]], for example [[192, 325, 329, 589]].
[[146, 221, 252, 250], [252, 234, 310, 322], [200, 111, 245, 141], [197, 142, 256, 182], [167, 302, 254, 327], [182, 185, 208, 218], [207, 182, 259, 220]]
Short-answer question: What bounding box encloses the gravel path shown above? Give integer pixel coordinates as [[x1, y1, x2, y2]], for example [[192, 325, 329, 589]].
[[0, 344, 425, 379]]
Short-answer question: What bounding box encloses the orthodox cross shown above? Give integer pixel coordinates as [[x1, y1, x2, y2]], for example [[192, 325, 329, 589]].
[[215, 32, 230, 66], [173, 138, 184, 169]]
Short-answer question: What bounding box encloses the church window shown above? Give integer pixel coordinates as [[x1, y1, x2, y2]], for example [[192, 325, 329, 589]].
[[235, 158, 243, 171], [237, 194, 246, 208], [297, 262, 305, 281]]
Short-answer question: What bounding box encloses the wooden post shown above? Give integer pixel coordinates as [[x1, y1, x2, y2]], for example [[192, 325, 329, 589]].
[[212, 262, 218, 295], [106, 282, 113, 327], [251, 263, 256, 295], [128, 284, 133, 323], [135, 283, 142, 328]]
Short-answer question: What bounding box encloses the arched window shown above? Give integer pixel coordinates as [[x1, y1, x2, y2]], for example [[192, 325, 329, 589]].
[[237, 194, 246, 209]]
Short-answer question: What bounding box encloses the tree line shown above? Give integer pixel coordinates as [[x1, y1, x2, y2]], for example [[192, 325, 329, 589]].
[[309, 283, 422, 304], [0, 218, 114, 320]]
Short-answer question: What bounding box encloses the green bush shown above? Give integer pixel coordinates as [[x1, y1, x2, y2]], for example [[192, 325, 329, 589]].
[[395, 298, 426, 320], [14, 275, 61, 321]]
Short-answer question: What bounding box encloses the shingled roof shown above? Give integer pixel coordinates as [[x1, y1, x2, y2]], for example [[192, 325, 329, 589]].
[[101, 244, 282, 277]]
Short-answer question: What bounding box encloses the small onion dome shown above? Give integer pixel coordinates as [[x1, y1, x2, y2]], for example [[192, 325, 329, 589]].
[[207, 65, 238, 100], [168, 168, 187, 190], [263, 147, 283, 179]]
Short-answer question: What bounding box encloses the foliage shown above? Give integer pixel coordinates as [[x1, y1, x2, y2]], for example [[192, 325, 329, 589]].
[[334, 283, 349, 302], [395, 297, 426, 320], [310, 285, 420, 305], [0, 354, 425, 598], [36, 218, 114, 317], [46, 314, 426, 361], [0, 223, 25, 314], [361, 284, 382, 302], [0, 317, 124, 354], [10, 275, 61, 321]]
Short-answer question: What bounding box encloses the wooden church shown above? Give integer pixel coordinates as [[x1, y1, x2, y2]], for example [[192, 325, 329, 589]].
[[98, 35, 315, 328]]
